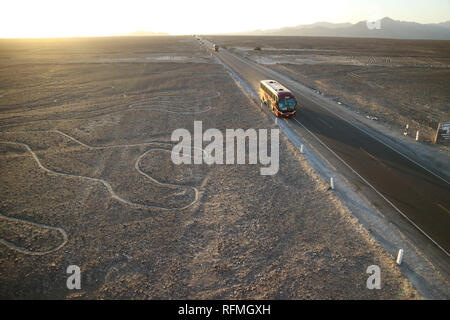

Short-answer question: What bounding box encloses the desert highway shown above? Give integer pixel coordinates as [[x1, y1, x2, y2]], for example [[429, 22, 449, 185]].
[[209, 43, 450, 256]]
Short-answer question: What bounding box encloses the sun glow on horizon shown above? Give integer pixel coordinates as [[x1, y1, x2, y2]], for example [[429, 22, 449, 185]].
[[1, 0, 449, 38]]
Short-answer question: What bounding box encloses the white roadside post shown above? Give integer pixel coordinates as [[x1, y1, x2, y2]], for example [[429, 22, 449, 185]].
[[416, 131, 420, 141], [330, 177, 335, 190], [396, 249, 404, 265], [300, 144, 304, 153], [403, 124, 409, 136]]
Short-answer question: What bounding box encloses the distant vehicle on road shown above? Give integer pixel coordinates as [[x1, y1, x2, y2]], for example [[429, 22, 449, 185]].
[[259, 80, 297, 117], [213, 44, 219, 52]]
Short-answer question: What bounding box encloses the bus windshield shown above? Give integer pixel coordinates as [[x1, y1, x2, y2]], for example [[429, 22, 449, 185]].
[[278, 97, 296, 112]]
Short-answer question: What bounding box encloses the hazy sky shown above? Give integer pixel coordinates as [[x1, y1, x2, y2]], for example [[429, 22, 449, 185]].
[[1, 0, 449, 38]]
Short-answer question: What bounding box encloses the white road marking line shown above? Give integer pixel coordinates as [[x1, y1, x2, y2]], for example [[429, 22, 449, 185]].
[[215, 49, 449, 256], [292, 117, 449, 257], [235, 51, 450, 185]]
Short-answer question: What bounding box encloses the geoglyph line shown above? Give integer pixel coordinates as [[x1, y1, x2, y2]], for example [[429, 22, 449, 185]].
[[0, 133, 203, 255], [0, 131, 205, 210], [0, 212, 68, 256], [0, 91, 220, 129], [0, 91, 219, 255]]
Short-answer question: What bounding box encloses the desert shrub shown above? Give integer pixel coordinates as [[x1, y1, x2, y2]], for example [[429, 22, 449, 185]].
[[254, 46, 261, 51]]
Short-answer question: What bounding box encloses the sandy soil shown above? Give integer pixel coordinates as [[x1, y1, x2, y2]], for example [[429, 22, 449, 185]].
[[0, 36, 418, 299], [211, 36, 450, 148]]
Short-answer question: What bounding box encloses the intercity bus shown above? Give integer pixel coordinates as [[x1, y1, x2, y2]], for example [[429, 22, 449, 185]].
[[259, 80, 297, 118]]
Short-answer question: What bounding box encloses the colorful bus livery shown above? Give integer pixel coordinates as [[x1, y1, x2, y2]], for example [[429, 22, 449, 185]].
[[259, 80, 297, 118]]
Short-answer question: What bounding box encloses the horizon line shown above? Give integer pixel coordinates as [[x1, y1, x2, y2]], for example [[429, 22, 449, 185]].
[[1, 16, 449, 40]]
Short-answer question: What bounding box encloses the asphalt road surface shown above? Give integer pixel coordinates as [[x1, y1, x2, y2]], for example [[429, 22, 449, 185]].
[[213, 46, 450, 256]]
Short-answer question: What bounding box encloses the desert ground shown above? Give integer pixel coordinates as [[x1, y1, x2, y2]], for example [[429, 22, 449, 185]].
[[210, 36, 450, 147], [0, 36, 418, 299]]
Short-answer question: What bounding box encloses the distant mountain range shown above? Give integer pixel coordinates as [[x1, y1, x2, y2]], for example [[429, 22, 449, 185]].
[[229, 17, 450, 40]]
